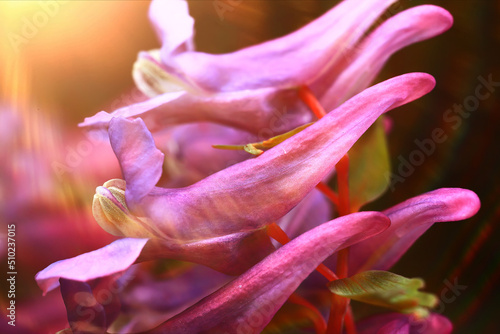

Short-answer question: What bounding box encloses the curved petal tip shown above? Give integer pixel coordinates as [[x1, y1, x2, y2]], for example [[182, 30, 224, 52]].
[[108, 117, 164, 209]]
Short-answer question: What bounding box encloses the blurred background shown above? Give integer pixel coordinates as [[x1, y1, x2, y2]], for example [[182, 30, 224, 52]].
[[0, 0, 498, 333]]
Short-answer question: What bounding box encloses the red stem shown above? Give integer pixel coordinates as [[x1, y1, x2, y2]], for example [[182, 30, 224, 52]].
[[295, 88, 357, 334], [289, 293, 328, 334], [336, 155, 351, 217], [344, 304, 358, 334], [326, 154, 353, 334], [316, 182, 340, 207], [326, 294, 348, 334], [298, 85, 327, 119]]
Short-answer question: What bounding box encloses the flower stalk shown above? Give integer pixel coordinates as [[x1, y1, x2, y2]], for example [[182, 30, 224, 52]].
[[299, 85, 355, 334]]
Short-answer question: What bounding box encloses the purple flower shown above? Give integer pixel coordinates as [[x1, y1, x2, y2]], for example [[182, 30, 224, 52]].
[[29, 1, 482, 333], [55, 212, 391, 334], [36, 73, 435, 332], [80, 0, 452, 135], [143, 212, 390, 333]]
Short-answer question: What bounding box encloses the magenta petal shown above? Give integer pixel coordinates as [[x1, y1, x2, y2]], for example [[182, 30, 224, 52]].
[[378, 320, 411, 334], [108, 117, 164, 207], [357, 313, 452, 334], [147, 212, 390, 333], [161, 0, 398, 92], [79, 88, 309, 135], [35, 238, 148, 295], [318, 5, 453, 109], [350, 188, 480, 273], [149, 0, 194, 55], [138, 73, 434, 240]]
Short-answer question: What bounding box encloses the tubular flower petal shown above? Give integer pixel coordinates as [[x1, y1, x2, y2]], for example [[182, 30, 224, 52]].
[[146, 212, 390, 333], [38, 73, 436, 301], [80, 1, 451, 135], [79, 87, 309, 135], [149, 0, 399, 93], [36, 229, 274, 295], [315, 5, 453, 109], [108, 73, 434, 241], [36, 238, 149, 295], [349, 188, 481, 273]]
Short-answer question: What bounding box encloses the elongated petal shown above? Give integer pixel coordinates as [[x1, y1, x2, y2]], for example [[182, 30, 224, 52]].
[[128, 73, 434, 240], [36, 229, 274, 294], [79, 87, 309, 135], [356, 313, 452, 334], [109, 117, 164, 207], [349, 188, 480, 273], [146, 212, 390, 333], [317, 5, 453, 109], [149, 0, 194, 55], [158, 0, 397, 92], [36, 238, 149, 295]]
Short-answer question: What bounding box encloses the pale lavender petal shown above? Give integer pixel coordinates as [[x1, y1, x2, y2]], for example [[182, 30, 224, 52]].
[[160, 0, 397, 92], [108, 117, 164, 207], [149, 0, 194, 55], [36, 229, 274, 295], [79, 88, 309, 135], [146, 212, 390, 333], [357, 313, 452, 334], [135, 73, 434, 240], [35, 238, 149, 295], [317, 5, 453, 109], [349, 188, 480, 274]]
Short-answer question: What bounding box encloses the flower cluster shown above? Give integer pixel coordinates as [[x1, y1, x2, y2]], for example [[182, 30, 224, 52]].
[[36, 0, 480, 333]]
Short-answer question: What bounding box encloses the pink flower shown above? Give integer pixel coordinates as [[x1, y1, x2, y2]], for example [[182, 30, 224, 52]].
[[32, 1, 482, 332], [80, 0, 452, 136], [356, 312, 452, 334]]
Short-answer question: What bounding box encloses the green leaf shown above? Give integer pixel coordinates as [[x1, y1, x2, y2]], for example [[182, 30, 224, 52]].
[[348, 117, 390, 211], [328, 270, 438, 318], [212, 122, 314, 155], [262, 301, 323, 334]]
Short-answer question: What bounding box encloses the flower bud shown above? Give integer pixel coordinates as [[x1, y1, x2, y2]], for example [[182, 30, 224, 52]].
[[92, 179, 157, 238], [132, 50, 185, 97]]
